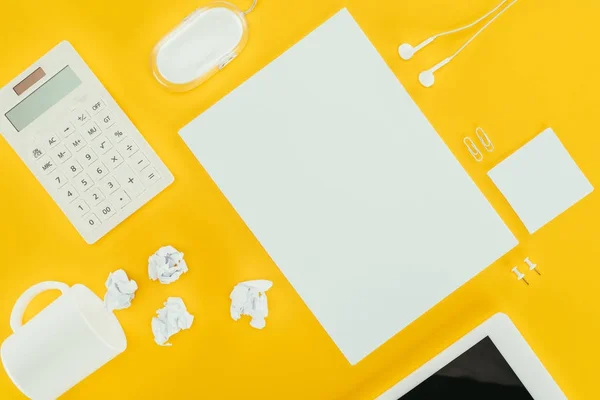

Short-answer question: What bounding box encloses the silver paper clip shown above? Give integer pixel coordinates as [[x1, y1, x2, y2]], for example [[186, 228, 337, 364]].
[[476, 127, 494, 152], [464, 137, 484, 162]]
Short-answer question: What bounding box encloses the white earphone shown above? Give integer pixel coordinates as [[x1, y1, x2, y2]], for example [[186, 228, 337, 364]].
[[398, 0, 519, 88]]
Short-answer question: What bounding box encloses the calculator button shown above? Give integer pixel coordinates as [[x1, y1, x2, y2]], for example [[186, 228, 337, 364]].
[[66, 133, 87, 152], [59, 184, 80, 203], [96, 201, 117, 221], [101, 175, 120, 194], [97, 111, 116, 129], [82, 121, 101, 141], [48, 170, 68, 189], [70, 109, 91, 126], [50, 144, 72, 164], [27, 145, 45, 161], [88, 99, 106, 115], [82, 213, 101, 230], [37, 155, 57, 175], [92, 135, 113, 155], [90, 161, 109, 180], [110, 189, 131, 209], [77, 148, 97, 166], [140, 167, 160, 186], [117, 138, 139, 157], [41, 131, 61, 148], [102, 149, 124, 170], [59, 121, 76, 138], [129, 152, 150, 172], [74, 173, 94, 192], [114, 164, 145, 197], [86, 187, 105, 206], [72, 199, 90, 217], [85, 185, 105, 207], [107, 125, 127, 143], [64, 160, 83, 178]]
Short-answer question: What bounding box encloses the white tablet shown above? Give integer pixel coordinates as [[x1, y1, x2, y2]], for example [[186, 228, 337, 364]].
[[378, 314, 566, 400]]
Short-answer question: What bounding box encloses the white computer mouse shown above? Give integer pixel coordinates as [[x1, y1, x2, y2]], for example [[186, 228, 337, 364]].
[[152, 2, 249, 92]]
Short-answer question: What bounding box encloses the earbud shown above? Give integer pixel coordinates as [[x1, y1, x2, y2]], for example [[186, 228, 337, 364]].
[[418, 70, 435, 88], [398, 38, 435, 61], [398, 0, 519, 88], [398, 43, 416, 60], [419, 57, 451, 88]]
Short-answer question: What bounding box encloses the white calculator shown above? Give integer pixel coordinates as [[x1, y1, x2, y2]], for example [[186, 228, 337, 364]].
[[0, 41, 174, 244]]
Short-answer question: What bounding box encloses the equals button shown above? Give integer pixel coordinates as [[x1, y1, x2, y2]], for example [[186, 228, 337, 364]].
[[141, 167, 160, 186]]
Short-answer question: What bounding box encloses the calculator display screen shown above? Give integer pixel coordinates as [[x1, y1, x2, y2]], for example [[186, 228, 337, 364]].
[[5, 66, 81, 132]]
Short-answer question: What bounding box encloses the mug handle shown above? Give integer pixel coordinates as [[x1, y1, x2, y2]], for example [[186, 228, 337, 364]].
[[10, 281, 70, 332]]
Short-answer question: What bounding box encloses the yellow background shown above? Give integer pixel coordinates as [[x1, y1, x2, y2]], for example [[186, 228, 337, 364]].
[[0, 0, 599, 398]]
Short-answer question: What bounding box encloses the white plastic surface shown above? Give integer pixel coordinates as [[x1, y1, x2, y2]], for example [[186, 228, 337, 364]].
[[180, 9, 518, 365], [152, 3, 248, 91], [1, 283, 127, 399], [488, 128, 594, 234]]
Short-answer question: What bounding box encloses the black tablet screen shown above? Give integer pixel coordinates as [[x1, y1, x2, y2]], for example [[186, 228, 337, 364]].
[[400, 337, 533, 400]]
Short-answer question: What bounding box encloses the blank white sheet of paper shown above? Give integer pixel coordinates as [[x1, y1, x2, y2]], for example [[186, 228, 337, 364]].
[[180, 8, 518, 365], [488, 128, 594, 234]]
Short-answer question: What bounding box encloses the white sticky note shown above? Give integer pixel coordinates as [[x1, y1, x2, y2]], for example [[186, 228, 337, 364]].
[[489, 128, 594, 233]]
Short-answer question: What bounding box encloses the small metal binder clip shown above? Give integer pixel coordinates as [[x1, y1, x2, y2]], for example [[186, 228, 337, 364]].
[[524, 257, 541, 275], [464, 137, 484, 162], [476, 127, 494, 152], [512, 267, 529, 286]]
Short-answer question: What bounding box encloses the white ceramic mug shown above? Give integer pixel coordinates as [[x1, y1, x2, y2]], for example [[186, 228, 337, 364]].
[[1, 282, 127, 400]]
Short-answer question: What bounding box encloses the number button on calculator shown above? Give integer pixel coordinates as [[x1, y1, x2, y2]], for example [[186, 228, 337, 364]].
[[72, 199, 90, 217], [50, 144, 72, 164], [86, 187, 105, 206], [92, 135, 113, 155], [59, 184, 79, 203], [74, 173, 94, 192], [90, 161, 109, 180], [97, 201, 116, 221], [78, 148, 97, 166], [48, 170, 68, 189], [65, 160, 83, 178], [102, 176, 120, 194], [82, 214, 101, 230]]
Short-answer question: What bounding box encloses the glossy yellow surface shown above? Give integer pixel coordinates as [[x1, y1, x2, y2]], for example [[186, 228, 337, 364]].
[[1, 0, 599, 398]]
